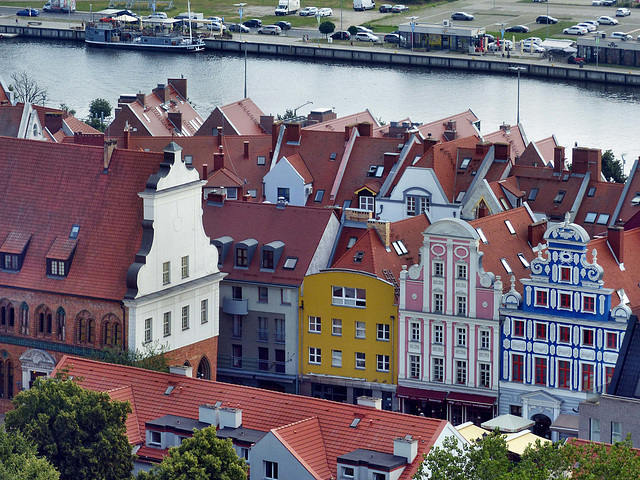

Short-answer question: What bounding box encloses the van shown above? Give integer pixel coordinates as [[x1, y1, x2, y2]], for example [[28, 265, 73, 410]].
[[353, 0, 375, 11], [611, 31, 632, 40]]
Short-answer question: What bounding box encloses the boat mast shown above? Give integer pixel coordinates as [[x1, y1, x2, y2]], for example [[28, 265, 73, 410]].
[[187, 0, 193, 43]]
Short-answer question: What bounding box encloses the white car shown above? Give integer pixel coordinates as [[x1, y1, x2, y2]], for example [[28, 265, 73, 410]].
[[598, 15, 619, 25], [391, 4, 409, 12], [521, 39, 545, 52], [207, 21, 227, 31], [487, 40, 514, 51], [616, 8, 631, 16], [581, 20, 599, 28], [299, 6, 318, 15], [592, 0, 602, 4], [577, 22, 597, 32], [258, 24, 282, 34], [148, 12, 167, 19], [318, 7, 332, 16], [355, 25, 373, 34], [355, 32, 379, 42], [563, 25, 588, 35], [524, 36, 543, 45], [611, 31, 632, 40]]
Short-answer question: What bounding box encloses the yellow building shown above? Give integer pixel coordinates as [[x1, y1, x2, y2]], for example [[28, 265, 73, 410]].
[[299, 269, 398, 409]]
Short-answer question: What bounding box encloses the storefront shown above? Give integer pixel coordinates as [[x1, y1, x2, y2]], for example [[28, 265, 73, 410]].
[[398, 20, 486, 53], [577, 36, 640, 67]]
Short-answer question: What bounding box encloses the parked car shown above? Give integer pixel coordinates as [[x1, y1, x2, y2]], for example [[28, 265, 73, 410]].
[[299, 6, 318, 15], [228, 23, 250, 32], [563, 25, 588, 35], [318, 7, 332, 16], [243, 19, 262, 28], [536, 15, 558, 24], [592, 0, 602, 5], [577, 22, 597, 32], [568, 55, 586, 64], [274, 20, 291, 30], [258, 24, 282, 34], [521, 39, 545, 52], [355, 32, 379, 42], [17, 7, 39, 16], [487, 40, 514, 51], [524, 36, 543, 45], [355, 25, 373, 34], [148, 12, 168, 19], [331, 30, 351, 40], [616, 8, 631, 16], [207, 21, 227, 31], [602, 0, 617, 6], [532, 0, 547, 2], [379, 4, 392, 12], [384, 33, 400, 43], [597, 15, 618, 25], [611, 31, 632, 40], [207, 16, 224, 23], [483, 34, 495, 43], [451, 12, 474, 21], [506, 25, 530, 33], [581, 20, 599, 28], [391, 4, 408, 12]]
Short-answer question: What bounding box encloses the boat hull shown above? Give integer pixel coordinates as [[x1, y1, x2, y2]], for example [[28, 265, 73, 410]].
[[85, 39, 204, 52]]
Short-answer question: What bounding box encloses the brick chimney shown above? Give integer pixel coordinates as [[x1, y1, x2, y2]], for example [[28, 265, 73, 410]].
[[608, 225, 624, 265], [168, 111, 183, 133], [554, 146, 565, 174], [202, 163, 208, 180], [286, 123, 301, 143], [168, 77, 187, 100], [423, 133, 438, 153], [528, 220, 547, 248], [217, 126, 223, 148], [384, 153, 399, 174], [367, 219, 390, 248], [214, 146, 225, 171], [572, 147, 602, 180], [103, 138, 118, 172], [345, 124, 356, 141], [358, 122, 373, 137], [260, 115, 274, 134], [136, 92, 146, 108], [153, 84, 170, 103], [44, 112, 63, 133], [494, 142, 510, 161], [243, 141, 249, 159], [476, 141, 491, 157]]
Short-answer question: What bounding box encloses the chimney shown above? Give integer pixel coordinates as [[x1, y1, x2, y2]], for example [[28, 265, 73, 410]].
[[500, 122, 511, 133], [168, 77, 187, 100], [608, 225, 624, 265], [384, 153, 399, 174], [394, 436, 418, 464], [528, 220, 547, 248], [243, 141, 249, 159], [214, 146, 225, 171], [243, 194, 251, 201], [136, 92, 146, 107], [277, 196, 287, 209], [494, 142, 510, 161], [168, 111, 183, 133], [476, 141, 491, 157], [357, 122, 373, 137], [123, 125, 130, 150], [198, 404, 218, 426], [169, 364, 193, 377], [217, 126, 223, 148], [202, 163, 208, 180], [153, 83, 170, 103], [356, 396, 382, 409], [260, 115, 274, 134], [103, 138, 117, 172], [345, 124, 356, 141], [423, 134, 438, 153], [286, 123, 301, 143], [554, 146, 565, 174], [367, 219, 390, 248], [443, 121, 457, 141], [44, 112, 63, 133], [218, 407, 242, 429], [572, 147, 602, 179]]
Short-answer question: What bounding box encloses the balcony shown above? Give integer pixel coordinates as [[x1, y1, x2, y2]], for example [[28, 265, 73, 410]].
[[223, 297, 248, 315], [257, 329, 269, 342]]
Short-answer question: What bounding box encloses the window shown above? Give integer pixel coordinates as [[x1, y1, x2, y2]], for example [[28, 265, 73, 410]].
[[309, 316, 321, 333], [518, 253, 530, 268], [433, 261, 444, 277], [476, 228, 488, 244], [359, 195, 374, 211], [262, 250, 274, 270], [233, 286, 243, 300], [181, 306, 189, 330], [377, 323, 390, 341], [163, 312, 171, 337], [275, 349, 285, 373], [460, 157, 471, 169], [265, 460, 279, 479], [590, 419, 601, 442], [560, 265, 571, 282], [257, 155, 266, 165], [2, 254, 20, 271], [432, 357, 444, 382], [275, 318, 285, 343], [410, 322, 420, 342], [409, 355, 421, 378], [150, 431, 161, 446], [232, 316, 242, 338], [433, 293, 444, 313], [353, 251, 364, 263], [314, 190, 325, 202], [259, 287, 268, 303], [332, 350, 342, 367], [584, 212, 597, 224], [606, 332, 618, 349], [258, 317, 268, 341], [49, 260, 66, 277], [309, 347, 321, 364], [559, 292, 572, 310], [480, 330, 490, 350], [283, 257, 298, 269], [456, 296, 467, 316], [355, 352, 366, 369], [597, 213, 610, 225], [535, 357, 547, 385], [512, 354, 524, 382], [500, 258, 513, 275], [332, 286, 366, 307], [200, 299, 208, 324], [377, 354, 389, 372], [342, 466, 354, 479], [582, 364, 595, 391], [235, 248, 248, 267], [248, 189, 257, 198], [535, 289, 548, 307], [583, 329, 594, 347], [181, 255, 189, 279], [406, 196, 416, 216], [456, 360, 467, 385], [479, 363, 491, 388], [606, 366, 615, 386], [456, 264, 467, 279], [558, 360, 571, 389], [332, 318, 342, 336], [346, 237, 357, 249], [559, 326, 571, 343], [536, 323, 547, 340], [277, 187, 290, 203], [419, 197, 430, 213], [258, 347, 269, 371], [583, 295, 595, 313], [554, 190, 566, 203], [514, 320, 525, 337], [144, 318, 152, 343], [162, 262, 170, 285], [587, 186, 597, 197], [504, 219, 516, 235], [433, 324, 443, 344], [372, 473, 385, 480], [612, 422, 622, 443], [456, 327, 467, 347], [280, 288, 291, 305]]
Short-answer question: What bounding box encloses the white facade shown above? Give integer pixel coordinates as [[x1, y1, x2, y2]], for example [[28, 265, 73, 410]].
[[249, 432, 317, 480], [263, 156, 312, 206]]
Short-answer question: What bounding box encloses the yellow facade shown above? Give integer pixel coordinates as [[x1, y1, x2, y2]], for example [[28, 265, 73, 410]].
[[299, 270, 397, 385]]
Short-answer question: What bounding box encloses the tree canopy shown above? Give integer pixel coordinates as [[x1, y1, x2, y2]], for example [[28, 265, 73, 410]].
[[319, 21, 335, 36], [601, 149, 627, 183], [9, 72, 48, 105], [86, 98, 112, 132], [0, 429, 59, 480], [137, 426, 247, 480], [5, 374, 134, 480]]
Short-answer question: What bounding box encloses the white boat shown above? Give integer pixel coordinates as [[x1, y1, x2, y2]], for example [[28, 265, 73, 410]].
[[85, 22, 204, 52]]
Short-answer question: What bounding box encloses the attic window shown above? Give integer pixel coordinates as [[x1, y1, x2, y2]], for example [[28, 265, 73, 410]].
[[584, 212, 597, 224], [476, 228, 488, 244], [330, 152, 337, 161], [46, 237, 77, 278], [257, 156, 266, 166], [617, 289, 629, 304], [459, 157, 471, 170], [554, 191, 566, 203], [349, 418, 361, 428], [367, 165, 384, 178], [562, 174, 570, 181], [504, 220, 516, 235], [283, 257, 298, 270], [587, 187, 597, 197], [353, 251, 365, 263], [184, 155, 193, 166], [517, 253, 530, 268], [214, 401, 223, 408], [70, 225, 80, 239], [500, 257, 513, 274], [455, 191, 466, 203], [392, 240, 408, 255], [347, 237, 358, 249], [0, 232, 32, 272], [528, 188, 539, 201], [164, 386, 174, 395], [632, 192, 640, 206], [596, 214, 610, 225], [314, 190, 325, 202]]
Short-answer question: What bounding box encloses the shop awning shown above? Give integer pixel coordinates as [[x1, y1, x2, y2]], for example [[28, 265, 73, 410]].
[[550, 413, 579, 434], [396, 386, 447, 403], [482, 414, 534, 433], [447, 392, 497, 409]]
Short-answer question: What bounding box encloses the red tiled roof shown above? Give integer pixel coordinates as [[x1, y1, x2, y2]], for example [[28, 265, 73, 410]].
[[414, 110, 480, 143], [219, 98, 266, 136], [303, 110, 377, 132], [0, 232, 31, 255], [532, 136, 558, 166], [484, 124, 526, 160], [46, 238, 77, 260], [284, 153, 314, 184], [273, 417, 331, 480], [0, 106, 22, 137], [574, 181, 624, 237], [207, 167, 243, 187], [54, 356, 449, 480], [108, 385, 143, 446]]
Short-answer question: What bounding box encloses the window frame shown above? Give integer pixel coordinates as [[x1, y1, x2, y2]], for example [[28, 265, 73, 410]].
[[355, 352, 366, 370], [163, 312, 171, 337], [309, 347, 321, 365], [455, 360, 467, 385], [535, 357, 548, 385], [200, 299, 208, 324], [456, 326, 467, 347], [409, 354, 421, 379], [376, 354, 390, 372], [582, 294, 596, 314], [513, 320, 525, 338], [582, 363, 595, 391], [332, 286, 366, 308], [181, 305, 189, 331], [479, 330, 490, 350], [332, 318, 343, 336], [512, 354, 524, 382], [432, 357, 444, 382], [558, 360, 571, 389], [376, 323, 390, 341], [355, 321, 366, 339], [162, 261, 170, 285], [308, 316, 321, 334], [535, 288, 549, 307], [559, 325, 571, 344], [558, 291, 572, 311], [181, 255, 189, 279], [432, 323, 443, 344], [479, 362, 491, 388], [433, 293, 444, 313], [606, 331, 618, 350], [535, 322, 547, 340]]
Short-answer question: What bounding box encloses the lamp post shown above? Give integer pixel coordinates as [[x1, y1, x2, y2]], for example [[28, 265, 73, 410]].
[[234, 3, 246, 41], [244, 40, 248, 98], [316, 12, 321, 46], [408, 16, 418, 53], [340, 0, 343, 32], [546, 0, 549, 39], [294, 100, 313, 117], [594, 33, 599, 67], [509, 66, 526, 125]]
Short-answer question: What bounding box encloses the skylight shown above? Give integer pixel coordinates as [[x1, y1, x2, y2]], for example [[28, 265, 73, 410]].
[[596, 213, 610, 225], [517, 253, 530, 268], [554, 191, 566, 203], [584, 212, 597, 224], [562, 174, 570, 182], [459, 157, 471, 170], [455, 191, 466, 203], [587, 187, 596, 197], [504, 220, 516, 235], [314, 190, 325, 202], [347, 237, 358, 249], [353, 251, 365, 263], [392, 240, 408, 256], [214, 401, 223, 408], [283, 257, 298, 269], [500, 258, 513, 274], [257, 156, 266, 165], [164, 386, 174, 395], [632, 192, 640, 206], [70, 224, 80, 239], [330, 152, 337, 161], [350, 418, 361, 428], [528, 188, 539, 201], [476, 228, 488, 244]]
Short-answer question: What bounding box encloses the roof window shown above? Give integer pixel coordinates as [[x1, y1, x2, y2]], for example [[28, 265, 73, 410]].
[[353, 251, 365, 263], [349, 418, 361, 428], [500, 257, 513, 274], [46, 237, 77, 278], [70, 225, 80, 239], [212, 236, 233, 266], [584, 212, 597, 224], [504, 220, 516, 235], [347, 237, 358, 249], [476, 228, 488, 244], [392, 240, 408, 256], [330, 152, 337, 161], [314, 190, 324, 202], [528, 188, 539, 201], [283, 257, 298, 270], [517, 253, 530, 268], [587, 186, 597, 197], [631, 192, 640, 206], [596, 213, 610, 225], [367, 165, 384, 178], [455, 191, 466, 203], [554, 191, 566, 203], [459, 157, 471, 170], [257, 156, 266, 166], [562, 174, 570, 181]]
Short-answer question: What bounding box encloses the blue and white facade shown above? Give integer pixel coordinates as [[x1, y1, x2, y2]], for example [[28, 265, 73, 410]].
[[500, 219, 631, 441]]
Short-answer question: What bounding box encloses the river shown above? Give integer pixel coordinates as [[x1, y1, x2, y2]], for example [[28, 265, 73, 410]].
[[2, 38, 640, 170]]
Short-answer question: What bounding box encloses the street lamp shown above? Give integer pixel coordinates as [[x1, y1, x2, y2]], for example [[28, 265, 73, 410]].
[[244, 40, 248, 98], [407, 16, 418, 53], [340, 0, 343, 33], [294, 100, 313, 117], [546, 0, 549, 39], [316, 12, 321, 46], [509, 66, 526, 125], [234, 3, 246, 41]]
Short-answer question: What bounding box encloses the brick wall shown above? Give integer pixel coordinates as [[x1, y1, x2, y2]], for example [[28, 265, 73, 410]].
[[165, 336, 218, 381]]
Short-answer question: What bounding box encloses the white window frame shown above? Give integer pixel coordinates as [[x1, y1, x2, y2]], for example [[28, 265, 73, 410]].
[[410, 321, 420, 342], [456, 296, 467, 316], [534, 287, 549, 307], [309, 347, 321, 365], [377, 323, 390, 341], [479, 330, 490, 350], [332, 318, 342, 336], [456, 360, 467, 385], [456, 326, 467, 347], [181, 255, 189, 279], [359, 195, 374, 211], [433, 323, 443, 344], [309, 316, 321, 333], [163, 312, 171, 337], [432, 357, 444, 382], [332, 350, 342, 367], [558, 291, 573, 311], [432, 260, 444, 277], [409, 354, 421, 379], [377, 354, 390, 372], [181, 305, 189, 330], [144, 317, 152, 344], [162, 261, 170, 285], [355, 321, 366, 339], [456, 263, 467, 279], [582, 293, 597, 314], [200, 299, 208, 324], [355, 352, 366, 370], [479, 362, 491, 388], [265, 461, 279, 480], [433, 293, 444, 313], [332, 286, 366, 308]]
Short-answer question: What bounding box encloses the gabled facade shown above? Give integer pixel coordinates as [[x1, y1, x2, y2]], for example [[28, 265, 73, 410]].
[[500, 217, 631, 441], [263, 154, 314, 206], [398, 218, 502, 426]]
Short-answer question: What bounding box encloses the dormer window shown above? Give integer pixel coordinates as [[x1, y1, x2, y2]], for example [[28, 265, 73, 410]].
[[261, 241, 284, 271], [236, 248, 248, 267], [554, 191, 566, 203], [0, 232, 31, 272], [149, 430, 162, 446], [263, 250, 274, 269], [212, 236, 233, 266], [234, 239, 257, 269], [46, 237, 77, 278]]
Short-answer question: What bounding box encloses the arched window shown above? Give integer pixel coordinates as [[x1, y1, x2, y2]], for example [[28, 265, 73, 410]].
[[34, 305, 52, 336], [197, 356, 211, 380], [0, 360, 5, 399], [6, 360, 13, 399], [75, 311, 95, 345], [183, 360, 191, 367], [56, 307, 66, 341], [101, 314, 122, 348], [0, 299, 14, 331], [20, 302, 28, 335]]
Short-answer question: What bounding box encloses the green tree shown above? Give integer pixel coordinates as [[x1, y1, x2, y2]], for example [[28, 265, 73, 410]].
[[601, 149, 627, 183], [568, 436, 640, 480], [276, 108, 296, 121], [9, 71, 48, 105], [137, 426, 247, 480], [319, 20, 335, 37], [87, 98, 112, 132], [348, 25, 358, 36], [5, 374, 134, 480], [0, 429, 59, 480], [58, 103, 76, 117]]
